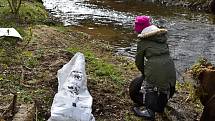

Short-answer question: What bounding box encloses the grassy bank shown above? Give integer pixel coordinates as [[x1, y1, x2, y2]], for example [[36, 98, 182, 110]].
[[0, 0, 48, 120], [0, 0, 49, 98], [0, 0, 139, 120], [0, 0, 48, 26], [0, 0, 204, 121]]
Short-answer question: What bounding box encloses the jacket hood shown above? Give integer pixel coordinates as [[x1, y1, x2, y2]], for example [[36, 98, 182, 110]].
[[137, 25, 167, 43]]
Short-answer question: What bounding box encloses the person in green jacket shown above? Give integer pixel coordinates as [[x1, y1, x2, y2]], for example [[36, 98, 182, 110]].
[[132, 16, 176, 120]]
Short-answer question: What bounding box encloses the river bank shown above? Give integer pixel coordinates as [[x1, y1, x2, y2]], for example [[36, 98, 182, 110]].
[[157, 0, 214, 13], [0, 0, 204, 121]]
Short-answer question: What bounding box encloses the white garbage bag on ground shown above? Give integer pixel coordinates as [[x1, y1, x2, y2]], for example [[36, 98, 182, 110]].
[[48, 52, 95, 121]]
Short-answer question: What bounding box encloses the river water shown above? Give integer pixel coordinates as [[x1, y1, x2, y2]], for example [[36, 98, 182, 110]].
[[42, 0, 215, 75]]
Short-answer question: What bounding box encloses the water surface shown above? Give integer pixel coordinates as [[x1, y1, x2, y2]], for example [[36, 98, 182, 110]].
[[43, 0, 215, 75]]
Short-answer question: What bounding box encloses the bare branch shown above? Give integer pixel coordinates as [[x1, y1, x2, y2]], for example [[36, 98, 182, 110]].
[[7, 0, 15, 13]]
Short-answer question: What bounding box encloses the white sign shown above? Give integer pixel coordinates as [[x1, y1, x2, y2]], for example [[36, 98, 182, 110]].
[[0, 28, 22, 40]]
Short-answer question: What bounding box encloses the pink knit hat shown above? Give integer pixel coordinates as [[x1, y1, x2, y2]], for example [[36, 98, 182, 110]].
[[134, 16, 151, 33]]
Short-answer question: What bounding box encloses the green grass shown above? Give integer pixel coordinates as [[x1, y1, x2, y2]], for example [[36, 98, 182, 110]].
[[0, 0, 48, 27], [0, 0, 47, 68], [0, 0, 128, 120], [0, 0, 49, 106], [19, 1, 48, 23], [66, 47, 125, 86], [22, 51, 39, 68]]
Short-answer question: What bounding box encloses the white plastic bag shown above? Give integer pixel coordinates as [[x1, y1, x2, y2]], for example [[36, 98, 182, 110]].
[[48, 52, 95, 121]]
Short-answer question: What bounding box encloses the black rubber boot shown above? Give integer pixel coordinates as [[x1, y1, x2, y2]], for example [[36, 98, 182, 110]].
[[129, 76, 144, 106], [133, 107, 155, 120]]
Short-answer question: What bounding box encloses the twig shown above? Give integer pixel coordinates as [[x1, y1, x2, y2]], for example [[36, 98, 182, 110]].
[[34, 100, 39, 121], [21, 27, 33, 50], [20, 65, 24, 85], [15, 0, 22, 15], [35, 105, 38, 121], [7, 0, 15, 13], [12, 93, 17, 116]]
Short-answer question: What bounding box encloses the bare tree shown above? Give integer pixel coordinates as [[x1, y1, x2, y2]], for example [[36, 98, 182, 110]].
[[7, 0, 22, 15]]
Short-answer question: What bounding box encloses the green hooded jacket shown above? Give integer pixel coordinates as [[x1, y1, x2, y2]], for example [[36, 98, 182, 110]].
[[135, 33, 176, 91]]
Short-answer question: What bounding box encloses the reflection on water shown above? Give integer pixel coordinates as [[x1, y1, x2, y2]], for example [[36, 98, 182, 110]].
[[42, 0, 215, 74], [43, 0, 135, 26]]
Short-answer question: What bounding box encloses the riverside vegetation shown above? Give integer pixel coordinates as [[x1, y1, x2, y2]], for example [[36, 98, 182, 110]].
[[0, 0, 208, 121], [158, 0, 215, 13]]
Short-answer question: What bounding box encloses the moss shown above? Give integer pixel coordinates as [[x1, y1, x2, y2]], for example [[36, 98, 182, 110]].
[[190, 57, 212, 80]]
